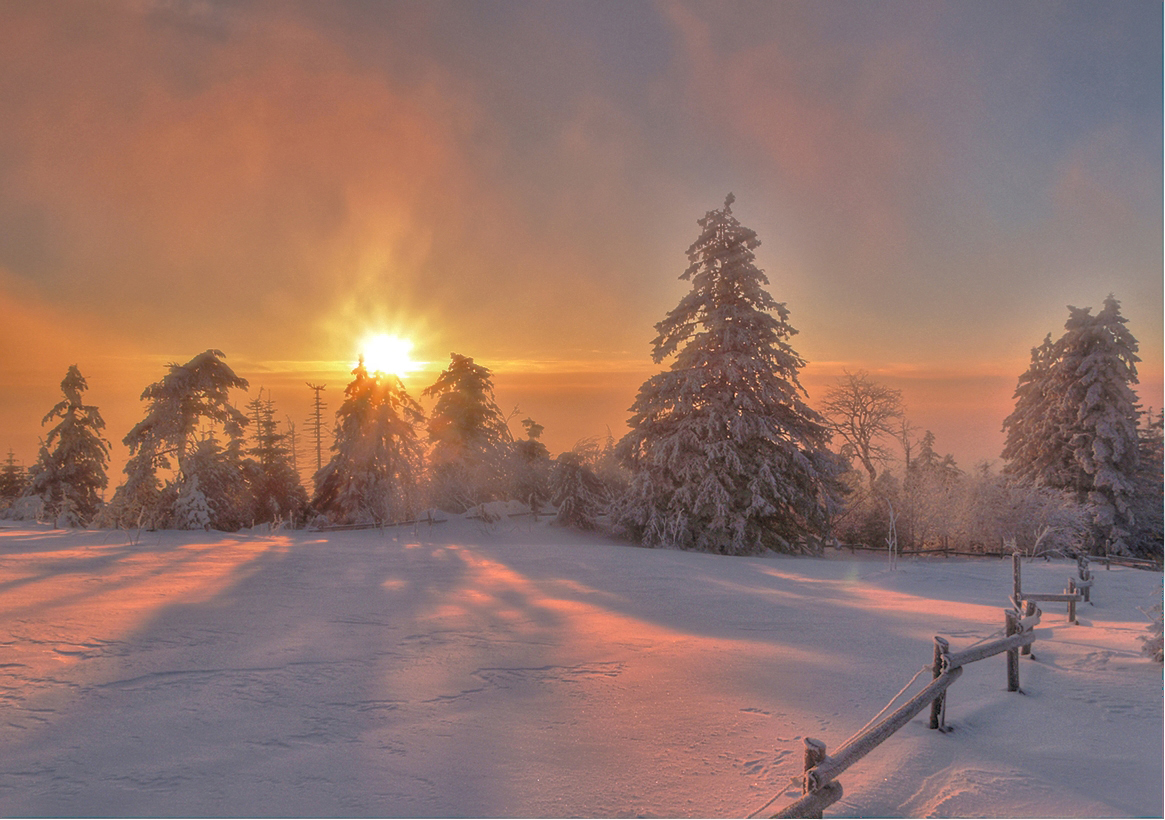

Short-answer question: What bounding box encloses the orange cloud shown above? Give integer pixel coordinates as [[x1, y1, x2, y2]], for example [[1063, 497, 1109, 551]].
[[0, 3, 476, 362]]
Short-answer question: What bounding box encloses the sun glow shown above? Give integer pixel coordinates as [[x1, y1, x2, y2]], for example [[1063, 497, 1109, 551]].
[[360, 334, 418, 377]]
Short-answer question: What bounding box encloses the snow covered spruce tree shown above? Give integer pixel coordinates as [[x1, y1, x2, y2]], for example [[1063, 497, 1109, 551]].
[[180, 428, 251, 531], [1132, 410, 1164, 555], [311, 358, 424, 525], [112, 350, 249, 530], [614, 194, 846, 555], [0, 450, 29, 511], [26, 365, 110, 526], [508, 417, 552, 517], [423, 353, 514, 513], [1002, 296, 1147, 555], [551, 450, 608, 531], [244, 390, 308, 526]]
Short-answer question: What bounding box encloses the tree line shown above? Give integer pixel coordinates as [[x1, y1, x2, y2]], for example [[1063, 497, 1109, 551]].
[[2, 195, 1160, 558]]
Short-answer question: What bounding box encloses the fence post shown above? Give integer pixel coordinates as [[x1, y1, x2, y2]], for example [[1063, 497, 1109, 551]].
[[1067, 579, 1077, 624], [1012, 553, 1022, 605], [929, 636, 950, 729], [801, 737, 827, 818], [1005, 609, 1020, 692], [1021, 601, 1036, 656], [1078, 557, 1091, 604]]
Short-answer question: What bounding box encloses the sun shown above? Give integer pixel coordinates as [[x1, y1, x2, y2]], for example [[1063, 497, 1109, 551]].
[[360, 334, 418, 377]]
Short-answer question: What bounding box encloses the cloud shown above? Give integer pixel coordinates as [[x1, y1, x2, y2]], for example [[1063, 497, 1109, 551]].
[[0, 3, 480, 358], [661, 3, 964, 277], [0, 2, 1157, 472]]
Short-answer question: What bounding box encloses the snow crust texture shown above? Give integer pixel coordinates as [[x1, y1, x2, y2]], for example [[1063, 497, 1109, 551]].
[[0, 520, 1160, 817]]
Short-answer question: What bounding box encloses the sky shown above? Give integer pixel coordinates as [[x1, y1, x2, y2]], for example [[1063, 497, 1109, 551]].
[[0, 0, 1161, 482]]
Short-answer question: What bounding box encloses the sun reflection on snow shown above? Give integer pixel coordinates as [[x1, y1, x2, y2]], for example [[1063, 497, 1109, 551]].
[[0, 532, 292, 680]]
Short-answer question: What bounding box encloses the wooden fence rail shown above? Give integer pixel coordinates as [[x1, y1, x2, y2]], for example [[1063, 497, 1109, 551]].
[[765, 553, 1083, 818]]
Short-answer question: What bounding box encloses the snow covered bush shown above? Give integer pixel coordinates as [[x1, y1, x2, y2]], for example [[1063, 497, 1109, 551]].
[[954, 464, 1090, 555], [1140, 581, 1163, 663], [614, 195, 847, 555], [568, 434, 628, 502], [172, 475, 212, 530], [7, 494, 44, 522]]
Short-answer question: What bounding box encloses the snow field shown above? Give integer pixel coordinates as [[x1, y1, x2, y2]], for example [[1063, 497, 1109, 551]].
[[0, 519, 1160, 817]]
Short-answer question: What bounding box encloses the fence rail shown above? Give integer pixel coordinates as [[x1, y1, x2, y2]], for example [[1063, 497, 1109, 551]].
[[764, 553, 1090, 818], [1103, 554, 1163, 572]]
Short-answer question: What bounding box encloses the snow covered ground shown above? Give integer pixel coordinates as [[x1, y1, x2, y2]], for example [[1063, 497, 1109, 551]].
[[0, 517, 1160, 818]]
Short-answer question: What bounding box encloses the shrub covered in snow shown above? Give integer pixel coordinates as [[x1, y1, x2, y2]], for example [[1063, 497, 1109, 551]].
[[1140, 581, 1163, 663]]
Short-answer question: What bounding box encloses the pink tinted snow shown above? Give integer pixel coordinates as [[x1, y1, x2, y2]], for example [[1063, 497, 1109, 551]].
[[0, 519, 1160, 817]]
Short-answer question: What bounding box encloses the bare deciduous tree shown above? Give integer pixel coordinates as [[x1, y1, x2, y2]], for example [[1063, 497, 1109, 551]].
[[821, 370, 905, 486]]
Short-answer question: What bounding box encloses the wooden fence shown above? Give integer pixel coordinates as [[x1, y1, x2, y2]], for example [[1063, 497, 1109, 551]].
[[763, 554, 1094, 818], [1103, 554, 1163, 572], [836, 541, 1162, 571]]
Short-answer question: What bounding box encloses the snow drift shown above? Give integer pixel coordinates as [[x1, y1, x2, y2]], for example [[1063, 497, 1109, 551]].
[[0, 517, 1159, 817]]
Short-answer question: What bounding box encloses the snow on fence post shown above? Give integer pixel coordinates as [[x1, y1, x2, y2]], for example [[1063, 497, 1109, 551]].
[[1021, 601, 1037, 656], [802, 737, 826, 809], [1004, 609, 1020, 692], [929, 636, 950, 730], [1077, 557, 1092, 604], [770, 738, 842, 819]]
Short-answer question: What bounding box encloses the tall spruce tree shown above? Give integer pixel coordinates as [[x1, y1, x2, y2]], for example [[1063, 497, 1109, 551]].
[[1002, 296, 1144, 554], [311, 358, 425, 525], [423, 353, 514, 512], [614, 195, 846, 555], [27, 365, 109, 526]]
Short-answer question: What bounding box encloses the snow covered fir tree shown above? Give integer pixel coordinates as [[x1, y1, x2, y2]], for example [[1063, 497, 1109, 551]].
[[311, 358, 425, 526], [508, 417, 553, 517], [108, 350, 250, 530], [551, 450, 608, 530], [25, 365, 110, 527], [0, 451, 28, 510], [1002, 296, 1160, 557], [614, 195, 847, 555], [423, 353, 514, 514], [244, 390, 308, 526]]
